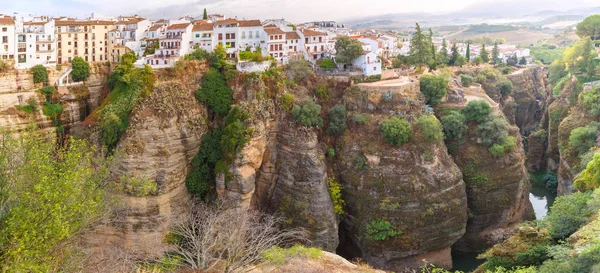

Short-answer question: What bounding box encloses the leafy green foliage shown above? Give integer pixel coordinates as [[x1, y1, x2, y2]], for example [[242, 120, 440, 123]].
[[462, 100, 492, 122], [441, 111, 467, 142], [575, 153, 600, 191], [285, 60, 313, 82], [498, 78, 514, 98], [546, 192, 593, 240], [291, 100, 323, 128], [0, 132, 110, 272], [326, 104, 346, 136], [578, 86, 600, 117], [365, 220, 402, 241], [354, 153, 369, 171], [37, 86, 55, 102], [99, 53, 156, 150], [196, 68, 233, 116], [489, 136, 517, 158], [16, 97, 39, 114], [477, 115, 510, 146], [380, 116, 412, 146], [42, 102, 63, 125], [278, 93, 295, 111], [31, 65, 48, 84], [334, 36, 364, 65], [461, 74, 473, 87], [462, 161, 489, 186], [261, 245, 322, 265], [238, 46, 267, 62], [530, 45, 565, 64], [576, 14, 600, 40], [184, 48, 211, 61], [186, 128, 223, 197], [568, 125, 597, 156], [420, 74, 448, 106], [328, 178, 345, 216], [71, 56, 90, 82], [408, 23, 432, 68], [416, 114, 443, 143], [352, 113, 370, 125], [319, 58, 337, 69]]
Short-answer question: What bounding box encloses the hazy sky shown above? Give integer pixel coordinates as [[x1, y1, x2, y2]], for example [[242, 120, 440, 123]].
[[3, 0, 599, 22]]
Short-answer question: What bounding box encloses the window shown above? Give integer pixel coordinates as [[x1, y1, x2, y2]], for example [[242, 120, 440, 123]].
[[1, 27, 6, 32], [218, 33, 223, 40], [196, 34, 200, 38], [255, 31, 258, 38], [241, 31, 245, 39], [373, 66, 377, 71], [2, 36, 7, 43], [249, 31, 253, 38]]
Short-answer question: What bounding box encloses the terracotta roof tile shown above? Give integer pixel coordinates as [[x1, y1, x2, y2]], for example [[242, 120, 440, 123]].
[[265, 27, 285, 35], [285, 31, 300, 40], [238, 20, 261, 27], [300, 28, 326, 37], [0, 16, 15, 25], [167, 23, 191, 30], [148, 25, 162, 31], [193, 22, 213, 31], [24, 21, 47, 26], [55, 20, 115, 26], [214, 18, 238, 25]]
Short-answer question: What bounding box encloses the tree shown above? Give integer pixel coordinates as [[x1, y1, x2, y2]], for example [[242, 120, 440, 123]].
[[545, 192, 592, 240], [380, 116, 412, 146], [429, 29, 437, 70], [319, 58, 337, 69], [334, 36, 364, 65], [491, 41, 500, 64], [569, 125, 598, 156], [466, 42, 471, 62], [480, 44, 490, 63], [420, 74, 448, 106], [416, 114, 443, 143], [576, 14, 600, 40], [408, 23, 431, 68], [462, 100, 491, 122], [195, 68, 233, 116], [203, 8, 208, 20], [455, 55, 467, 67], [449, 43, 459, 66], [291, 100, 323, 128], [32, 65, 48, 84], [438, 38, 449, 65], [71, 56, 90, 82], [477, 114, 510, 146], [519, 56, 527, 65], [473, 56, 484, 66], [575, 153, 600, 191], [327, 104, 346, 136], [211, 43, 227, 69], [441, 111, 467, 139], [171, 201, 307, 272], [0, 131, 111, 272], [498, 78, 514, 97]]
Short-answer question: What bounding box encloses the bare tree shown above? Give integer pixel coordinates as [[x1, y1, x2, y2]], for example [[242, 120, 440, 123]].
[[171, 201, 308, 273]]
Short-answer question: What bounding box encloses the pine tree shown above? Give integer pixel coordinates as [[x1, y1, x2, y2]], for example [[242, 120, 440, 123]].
[[408, 23, 431, 68], [428, 29, 437, 70], [480, 44, 489, 63], [438, 38, 449, 65], [203, 8, 208, 20], [466, 42, 471, 62], [449, 43, 459, 66], [491, 41, 500, 64]]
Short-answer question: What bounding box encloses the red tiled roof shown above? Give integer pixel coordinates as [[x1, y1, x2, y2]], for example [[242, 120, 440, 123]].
[[55, 20, 115, 26], [285, 31, 300, 40], [116, 18, 144, 25], [238, 20, 261, 27], [263, 24, 277, 28], [214, 18, 238, 25], [300, 28, 326, 37], [0, 16, 15, 25], [24, 21, 46, 26], [148, 25, 162, 31], [167, 23, 190, 30], [193, 22, 213, 31], [265, 27, 285, 35]]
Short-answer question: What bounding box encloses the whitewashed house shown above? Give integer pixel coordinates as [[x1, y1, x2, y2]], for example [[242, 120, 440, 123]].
[[0, 15, 16, 66], [264, 26, 286, 61], [14, 17, 57, 69], [146, 23, 192, 68], [299, 28, 327, 62], [352, 51, 381, 76], [191, 22, 213, 51]]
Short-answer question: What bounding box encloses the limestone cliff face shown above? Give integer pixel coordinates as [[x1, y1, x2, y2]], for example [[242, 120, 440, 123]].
[[336, 81, 468, 271], [0, 65, 109, 131], [451, 124, 534, 252], [85, 63, 208, 256], [506, 67, 550, 136]]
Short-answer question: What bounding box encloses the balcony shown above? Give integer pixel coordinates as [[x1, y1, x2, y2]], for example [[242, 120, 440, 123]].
[[37, 37, 54, 43], [161, 45, 180, 50], [165, 34, 182, 39]]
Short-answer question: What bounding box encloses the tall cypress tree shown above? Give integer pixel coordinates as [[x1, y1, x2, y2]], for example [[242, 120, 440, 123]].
[[449, 43, 459, 66], [491, 41, 500, 64], [438, 38, 449, 65], [428, 29, 437, 70], [203, 8, 208, 20], [465, 42, 471, 62], [408, 23, 431, 68], [480, 43, 489, 63]]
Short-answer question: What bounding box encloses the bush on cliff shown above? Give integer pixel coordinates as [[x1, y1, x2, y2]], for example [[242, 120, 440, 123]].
[[326, 104, 346, 136], [579, 86, 600, 117], [291, 100, 323, 128], [575, 153, 600, 191], [461, 74, 473, 87], [365, 220, 402, 241], [32, 65, 48, 84], [186, 128, 223, 197], [546, 191, 593, 240], [416, 114, 443, 143], [420, 74, 448, 106], [568, 125, 598, 156], [71, 57, 90, 82], [380, 116, 411, 146], [441, 111, 467, 140], [477, 114, 510, 146], [196, 68, 233, 116], [498, 78, 514, 98], [462, 100, 492, 122]]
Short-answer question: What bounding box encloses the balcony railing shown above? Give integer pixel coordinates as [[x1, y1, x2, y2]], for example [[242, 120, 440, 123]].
[[161, 45, 180, 49], [165, 34, 182, 39]]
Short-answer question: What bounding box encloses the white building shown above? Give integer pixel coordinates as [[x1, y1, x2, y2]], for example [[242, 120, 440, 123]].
[[299, 28, 327, 62], [15, 18, 57, 69], [145, 23, 192, 68], [358, 38, 382, 57], [111, 16, 152, 57], [284, 31, 302, 62], [0, 15, 16, 66], [191, 22, 213, 51], [213, 19, 265, 59], [264, 25, 285, 61], [352, 51, 381, 76]]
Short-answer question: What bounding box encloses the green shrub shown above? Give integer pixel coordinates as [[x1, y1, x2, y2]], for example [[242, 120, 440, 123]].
[[365, 220, 402, 241], [380, 116, 412, 146], [327, 147, 335, 157], [475, 73, 487, 83], [326, 104, 346, 136], [352, 113, 370, 124], [420, 74, 448, 106], [569, 125, 598, 156], [498, 78, 514, 97], [462, 100, 492, 122], [279, 93, 295, 111], [546, 191, 593, 240], [575, 153, 600, 191], [463, 161, 489, 186], [185, 128, 223, 197], [285, 60, 313, 82], [118, 175, 157, 197], [319, 58, 337, 69], [196, 68, 233, 116], [543, 173, 558, 194], [262, 245, 322, 265], [42, 102, 63, 125], [477, 115, 510, 146], [416, 114, 443, 143], [32, 65, 48, 84], [16, 97, 39, 114], [461, 74, 474, 87], [579, 87, 600, 117], [441, 111, 467, 140], [328, 177, 345, 216], [71, 56, 90, 82], [354, 153, 369, 171], [314, 82, 330, 101], [291, 100, 323, 128], [489, 144, 506, 158], [37, 86, 55, 102], [185, 48, 211, 61]]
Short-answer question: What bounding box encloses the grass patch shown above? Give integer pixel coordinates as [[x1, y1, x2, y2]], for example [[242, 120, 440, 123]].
[[261, 245, 322, 265]]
